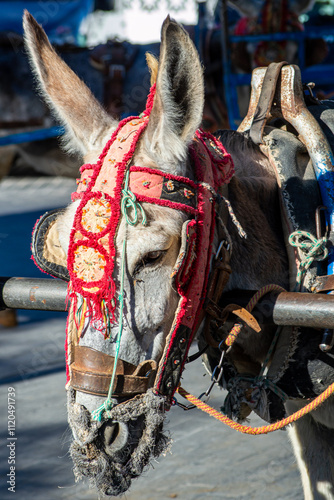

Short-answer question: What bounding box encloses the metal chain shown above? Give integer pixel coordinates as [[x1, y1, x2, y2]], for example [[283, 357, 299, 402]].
[[202, 341, 225, 399], [173, 341, 226, 411]]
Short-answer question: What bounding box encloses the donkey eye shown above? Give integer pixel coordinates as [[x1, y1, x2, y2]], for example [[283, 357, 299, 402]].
[[133, 250, 165, 276], [146, 251, 163, 261]]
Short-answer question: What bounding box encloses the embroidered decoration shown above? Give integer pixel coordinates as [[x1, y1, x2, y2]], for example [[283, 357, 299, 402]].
[[73, 246, 107, 282], [166, 180, 174, 191], [81, 197, 111, 234], [183, 188, 194, 199]]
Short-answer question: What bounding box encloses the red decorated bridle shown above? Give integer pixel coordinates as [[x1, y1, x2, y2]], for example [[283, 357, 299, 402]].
[[62, 85, 234, 414]]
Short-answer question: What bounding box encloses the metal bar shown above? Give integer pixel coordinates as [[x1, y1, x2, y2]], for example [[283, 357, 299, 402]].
[[0, 277, 68, 312], [0, 126, 64, 147], [220, 290, 334, 329], [0, 277, 334, 329], [273, 292, 334, 328]]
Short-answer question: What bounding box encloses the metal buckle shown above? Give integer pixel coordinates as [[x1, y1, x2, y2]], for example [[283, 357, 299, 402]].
[[215, 240, 230, 260]]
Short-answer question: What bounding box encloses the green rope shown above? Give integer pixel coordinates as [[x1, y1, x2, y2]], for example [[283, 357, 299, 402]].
[[121, 170, 147, 226], [92, 169, 147, 422], [289, 230, 328, 290]]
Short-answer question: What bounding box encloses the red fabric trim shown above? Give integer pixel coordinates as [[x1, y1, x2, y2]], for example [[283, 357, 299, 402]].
[[155, 129, 233, 399], [194, 129, 235, 189], [80, 163, 94, 173], [142, 83, 156, 117], [130, 165, 198, 190]]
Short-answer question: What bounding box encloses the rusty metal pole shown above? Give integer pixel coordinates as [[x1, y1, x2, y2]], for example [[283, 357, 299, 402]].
[[220, 289, 334, 329], [272, 291, 334, 328], [0, 277, 68, 312], [278, 65, 334, 273], [1, 277, 334, 329]]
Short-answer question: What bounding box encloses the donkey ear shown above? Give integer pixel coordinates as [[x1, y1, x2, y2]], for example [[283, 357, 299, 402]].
[[23, 10, 117, 156], [144, 17, 204, 168]]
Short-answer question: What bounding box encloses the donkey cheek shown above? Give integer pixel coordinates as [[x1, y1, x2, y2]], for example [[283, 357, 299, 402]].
[[133, 285, 177, 333]]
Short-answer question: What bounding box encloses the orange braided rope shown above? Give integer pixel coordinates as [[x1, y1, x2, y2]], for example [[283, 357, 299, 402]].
[[177, 384, 334, 435]]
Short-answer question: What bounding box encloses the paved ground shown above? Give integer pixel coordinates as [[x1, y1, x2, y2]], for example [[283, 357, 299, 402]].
[[0, 177, 303, 500]]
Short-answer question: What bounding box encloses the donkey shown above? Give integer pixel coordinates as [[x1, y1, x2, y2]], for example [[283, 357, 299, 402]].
[[23, 10, 334, 499]]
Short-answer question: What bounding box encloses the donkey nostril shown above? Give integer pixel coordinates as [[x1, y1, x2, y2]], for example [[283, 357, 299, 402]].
[[104, 422, 120, 447], [102, 421, 129, 454]]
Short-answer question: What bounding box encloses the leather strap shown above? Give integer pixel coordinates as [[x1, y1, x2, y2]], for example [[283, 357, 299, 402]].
[[249, 61, 288, 145], [221, 304, 261, 333], [70, 346, 157, 397], [202, 243, 232, 348], [312, 274, 334, 293]]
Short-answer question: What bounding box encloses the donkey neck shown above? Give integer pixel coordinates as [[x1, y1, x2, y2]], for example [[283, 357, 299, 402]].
[[226, 174, 288, 291]]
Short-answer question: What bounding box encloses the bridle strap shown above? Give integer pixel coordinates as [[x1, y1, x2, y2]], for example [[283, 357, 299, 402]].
[[202, 243, 232, 348], [71, 346, 157, 397]]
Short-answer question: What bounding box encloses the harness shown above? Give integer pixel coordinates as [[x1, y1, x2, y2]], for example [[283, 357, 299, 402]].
[[179, 63, 334, 429]]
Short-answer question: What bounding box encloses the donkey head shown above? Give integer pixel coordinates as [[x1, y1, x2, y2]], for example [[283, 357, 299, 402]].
[[24, 11, 212, 495]]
